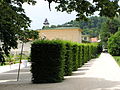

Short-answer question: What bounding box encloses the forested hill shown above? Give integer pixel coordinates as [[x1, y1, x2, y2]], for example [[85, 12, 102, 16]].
[[49, 16, 108, 37], [59, 16, 108, 37]]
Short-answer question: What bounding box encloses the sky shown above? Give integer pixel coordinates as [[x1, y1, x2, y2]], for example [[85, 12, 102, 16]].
[[23, 0, 120, 30], [23, 0, 77, 30]]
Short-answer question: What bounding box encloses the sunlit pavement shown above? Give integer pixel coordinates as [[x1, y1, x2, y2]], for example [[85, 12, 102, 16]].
[[0, 53, 120, 90], [0, 62, 31, 73]]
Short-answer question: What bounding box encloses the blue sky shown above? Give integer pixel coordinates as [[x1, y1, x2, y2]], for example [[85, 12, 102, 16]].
[[23, 0, 77, 30], [23, 0, 120, 30]]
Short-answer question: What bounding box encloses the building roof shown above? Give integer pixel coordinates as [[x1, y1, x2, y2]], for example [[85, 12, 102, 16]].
[[39, 27, 82, 31], [46, 27, 80, 30], [82, 34, 91, 37]]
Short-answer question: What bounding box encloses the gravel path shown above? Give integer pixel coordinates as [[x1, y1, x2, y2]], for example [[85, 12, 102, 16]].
[[0, 53, 120, 90]]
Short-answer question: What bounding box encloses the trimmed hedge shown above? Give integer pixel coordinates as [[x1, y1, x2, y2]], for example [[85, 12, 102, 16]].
[[31, 40, 65, 83], [78, 45, 82, 67], [72, 44, 79, 71], [64, 41, 73, 76], [31, 40, 101, 83]]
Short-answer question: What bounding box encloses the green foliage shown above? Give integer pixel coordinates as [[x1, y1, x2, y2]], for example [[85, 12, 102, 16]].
[[84, 45, 89, 63], [31, 39, 100, 83], [64, 41, 73, 76], [100, 18, 120, 48], [72, 44, 79, 71], [0, 0, 36, 61], [108, 31, 120, 56], [113, 56, 120, 66], [81, 45, 85, 65], [50, 16, 108, 37], [19, 30, 39, 43], [91, 44, 99, 58], [78, 45, 83, 67], [31, 40, 65, 83], [47, 0, 120, 20], [88, 45, 92, 60]]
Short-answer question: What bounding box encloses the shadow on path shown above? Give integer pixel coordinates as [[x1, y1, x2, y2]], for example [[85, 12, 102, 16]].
[[0, 54, 120, 90]]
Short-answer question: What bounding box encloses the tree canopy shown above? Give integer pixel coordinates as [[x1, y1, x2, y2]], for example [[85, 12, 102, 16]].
[[46, 0, 120, 20], [0, 0, 36, 61], [100, 17, 120, 48], [108, 31, 120, 56], [0, 0, 120, 62], [48, 16, 108, 37]]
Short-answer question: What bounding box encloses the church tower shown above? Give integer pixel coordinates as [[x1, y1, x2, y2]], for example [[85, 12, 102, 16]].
[[43, 18, 49, 27]]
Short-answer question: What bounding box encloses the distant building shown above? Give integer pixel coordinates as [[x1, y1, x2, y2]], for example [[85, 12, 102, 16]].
[[38, 27, 82, 43], [90, 37, 98, 42], [10, 40, 31, 55], [82, 35, 90, 42], [43, 18, 49, 26]]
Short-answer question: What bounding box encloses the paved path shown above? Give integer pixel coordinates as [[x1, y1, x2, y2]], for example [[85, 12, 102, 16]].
[[0, 53, 120, 90], [0, 62, 30, 73]]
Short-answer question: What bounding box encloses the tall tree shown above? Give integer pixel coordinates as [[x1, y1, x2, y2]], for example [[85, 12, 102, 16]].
[[46, 0, 120, 20], [100, 17, 120, 48], [0, 0, 36, 61]]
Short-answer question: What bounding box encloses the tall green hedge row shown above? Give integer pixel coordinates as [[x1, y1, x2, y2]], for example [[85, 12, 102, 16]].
[[64, 41, 73, 76], [31, 40, 65, 83], [31, 40, 101, 83]]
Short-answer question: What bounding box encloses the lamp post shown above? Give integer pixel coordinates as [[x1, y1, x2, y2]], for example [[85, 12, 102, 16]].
[[17, 41, 24, 81]]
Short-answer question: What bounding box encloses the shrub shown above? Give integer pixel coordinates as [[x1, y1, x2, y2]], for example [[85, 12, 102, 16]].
[[64, 41, 73, 76], [90, 43, 99, 58], [78, 45, 83, 67], [72, 44, 79, 71], [30, 39, 100, 83], [88, 45, 92, 60], [81, 45, 85, 65], [31, 40, 65, 83], [108, 31, 120, 56]]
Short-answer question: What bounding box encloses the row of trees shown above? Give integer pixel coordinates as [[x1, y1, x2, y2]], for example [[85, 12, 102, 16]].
[[52, 16, 108, 37], [49, 16, 120, 38], [0, 0, 120, 61]]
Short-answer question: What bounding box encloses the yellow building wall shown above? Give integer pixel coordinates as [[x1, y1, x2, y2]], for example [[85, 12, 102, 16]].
[[38, 29, 82, 43]]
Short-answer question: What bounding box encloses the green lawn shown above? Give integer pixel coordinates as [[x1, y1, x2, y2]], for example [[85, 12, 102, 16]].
[[0, 54, 29, 66], [113, 56, 120, 66]]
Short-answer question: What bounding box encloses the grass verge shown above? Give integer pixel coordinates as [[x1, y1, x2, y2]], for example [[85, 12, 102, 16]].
[[113, 56, 120, 66]]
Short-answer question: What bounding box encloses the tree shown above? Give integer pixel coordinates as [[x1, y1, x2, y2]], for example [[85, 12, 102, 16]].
[[0, 0, 120, 61], [100, 21, 111, 48], [108, 18, 120, 34], [0, 0, 36, 61], [100, 18, 120, 48], [108, 31, 120, 56], [46, 0, 120, 20], [17, 29, 39, 81], [19, 30, 39, 43], [49, 16, 108, 37]]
